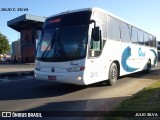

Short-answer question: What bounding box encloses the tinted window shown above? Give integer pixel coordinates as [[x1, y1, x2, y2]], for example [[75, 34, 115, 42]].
[[120, 22, 130, 43], [108, 16, 120, 41], [36, 25, 89, 62], [152, 36, 156, 47], [44, 11, 91, 28], [131, 27, 138, 44], [138, 30, 144, 45], [149, 35, 153, 47], [144, 32, 149, 46], [90, 29, 101, 51]]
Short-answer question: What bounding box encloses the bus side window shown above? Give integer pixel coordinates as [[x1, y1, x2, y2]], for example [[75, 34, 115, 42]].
[[89, 28, 102, 57], [90, 28, 101, 50]]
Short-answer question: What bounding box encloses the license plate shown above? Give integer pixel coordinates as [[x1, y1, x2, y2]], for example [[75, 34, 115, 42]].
[[48, 76, 56, 80]]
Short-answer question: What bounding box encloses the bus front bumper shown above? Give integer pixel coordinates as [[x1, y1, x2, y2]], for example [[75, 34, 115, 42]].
[[34, 70, 85, 85]]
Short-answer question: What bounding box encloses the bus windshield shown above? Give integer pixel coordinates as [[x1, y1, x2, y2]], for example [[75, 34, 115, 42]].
[[36, 11, 91, 62]]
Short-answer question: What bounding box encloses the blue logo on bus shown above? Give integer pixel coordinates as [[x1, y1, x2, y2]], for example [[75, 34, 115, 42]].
[[138, 48, 146, 57], [121, 46, 138, 72]]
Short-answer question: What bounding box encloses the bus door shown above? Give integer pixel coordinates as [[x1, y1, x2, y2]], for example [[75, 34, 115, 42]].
[[87, 26, 104, 82]]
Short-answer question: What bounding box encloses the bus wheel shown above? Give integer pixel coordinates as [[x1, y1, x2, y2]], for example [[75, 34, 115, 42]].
[[106, 62, 118, 86], [145, 60, 151, 73]]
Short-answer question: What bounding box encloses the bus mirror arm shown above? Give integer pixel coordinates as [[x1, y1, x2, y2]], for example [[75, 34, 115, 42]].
[[90, 20, 96, 28]]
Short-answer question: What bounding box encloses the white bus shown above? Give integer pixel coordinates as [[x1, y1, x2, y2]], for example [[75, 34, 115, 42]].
[[35, 7, 158, 85]]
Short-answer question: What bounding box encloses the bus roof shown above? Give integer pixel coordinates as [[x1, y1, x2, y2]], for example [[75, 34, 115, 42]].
[[48, 8, 92, 18], [47, 7, 156, 37], [92, 7, 156, 37]]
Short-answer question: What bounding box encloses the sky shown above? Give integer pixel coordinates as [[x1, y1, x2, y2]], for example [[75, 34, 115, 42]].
[[0, 0, 160, 44]]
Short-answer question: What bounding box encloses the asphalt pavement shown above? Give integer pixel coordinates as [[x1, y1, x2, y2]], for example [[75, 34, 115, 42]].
[[0, 63, 159, 120], [0, 63, 34, 78]]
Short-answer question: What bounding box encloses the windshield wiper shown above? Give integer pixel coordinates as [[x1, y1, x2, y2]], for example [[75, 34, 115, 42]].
[[41, 30, 57, 59], [53, 29, 67, 58]]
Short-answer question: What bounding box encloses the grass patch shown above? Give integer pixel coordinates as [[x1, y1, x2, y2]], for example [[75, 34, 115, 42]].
[[117, 81, 160, 111], [105, 81, 160, 119]]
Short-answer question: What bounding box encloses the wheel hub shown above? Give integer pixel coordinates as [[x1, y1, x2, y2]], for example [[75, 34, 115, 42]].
[[112, 68, 116, 80]]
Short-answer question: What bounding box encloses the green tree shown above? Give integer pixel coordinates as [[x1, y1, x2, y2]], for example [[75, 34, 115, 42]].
[[0, 32, 10, 57]]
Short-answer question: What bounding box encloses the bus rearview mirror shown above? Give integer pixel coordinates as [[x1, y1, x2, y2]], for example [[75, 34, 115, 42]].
[[94, 27, 100, 41]]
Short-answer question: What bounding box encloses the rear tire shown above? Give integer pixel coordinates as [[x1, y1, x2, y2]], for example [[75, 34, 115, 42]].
[[106, 62, 118, 86]]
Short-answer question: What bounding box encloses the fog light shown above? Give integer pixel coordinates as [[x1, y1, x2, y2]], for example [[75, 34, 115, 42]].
[[77, 76, 82, 80]]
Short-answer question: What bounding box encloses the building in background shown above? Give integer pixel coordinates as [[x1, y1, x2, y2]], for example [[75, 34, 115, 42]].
[[12, 40, 21, 62], [8, 14, 46, 63]]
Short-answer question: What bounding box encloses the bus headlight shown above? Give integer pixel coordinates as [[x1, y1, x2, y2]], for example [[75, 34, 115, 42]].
[[77, 76, 82, 80], [67, 66, 85, 72]]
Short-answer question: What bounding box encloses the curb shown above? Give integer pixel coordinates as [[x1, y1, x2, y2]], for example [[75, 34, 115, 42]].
[[0, 71, 34, 78]]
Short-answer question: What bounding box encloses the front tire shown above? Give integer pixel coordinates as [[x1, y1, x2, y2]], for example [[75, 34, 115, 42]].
[[106, 62, 118, 86]]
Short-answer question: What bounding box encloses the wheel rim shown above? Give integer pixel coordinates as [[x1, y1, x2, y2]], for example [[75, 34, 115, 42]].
[[111, 67, 117, 81]]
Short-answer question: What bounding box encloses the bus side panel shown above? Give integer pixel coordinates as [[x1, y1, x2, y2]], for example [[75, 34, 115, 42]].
[[102, 40, 122, 80], [83, 40, 121, 85], [120, 43, 148, 75]]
